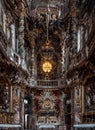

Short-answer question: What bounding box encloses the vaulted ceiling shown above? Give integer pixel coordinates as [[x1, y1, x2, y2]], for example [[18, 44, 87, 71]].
[[28, 0, 70, 52]]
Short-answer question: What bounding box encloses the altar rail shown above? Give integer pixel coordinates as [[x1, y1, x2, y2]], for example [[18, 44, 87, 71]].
[[0, 124, 21, 128], [74, 124, 95, 128]]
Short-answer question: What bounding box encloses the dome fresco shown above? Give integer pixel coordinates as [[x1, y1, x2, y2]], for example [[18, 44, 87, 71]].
[[31, 0, 70, 19]]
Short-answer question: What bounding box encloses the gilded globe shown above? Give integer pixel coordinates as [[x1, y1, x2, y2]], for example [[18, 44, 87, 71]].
[[42, 61, 52, 73]]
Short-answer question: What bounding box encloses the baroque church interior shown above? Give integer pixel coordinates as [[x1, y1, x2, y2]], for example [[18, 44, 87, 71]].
[[0, 0, 95, 130]]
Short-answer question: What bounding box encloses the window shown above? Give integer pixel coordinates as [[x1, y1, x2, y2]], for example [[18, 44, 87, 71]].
[[85, 27, 88, 42], [11, 24, 15, 50], [77, 28, 81, 52], [3, 12, 6, 34], [1, 10, 3, 27], [0, 1, 7, 34], [15, 25, 19, 53], [7, 26, 11, 41], [77, 26, 83, 52]]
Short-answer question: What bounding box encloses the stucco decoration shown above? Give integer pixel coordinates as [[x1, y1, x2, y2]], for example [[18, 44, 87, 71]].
[[40, 91, 55, 110]]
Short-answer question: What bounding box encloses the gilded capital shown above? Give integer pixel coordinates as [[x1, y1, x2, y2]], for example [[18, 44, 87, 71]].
[[18, 3, 26, 16]]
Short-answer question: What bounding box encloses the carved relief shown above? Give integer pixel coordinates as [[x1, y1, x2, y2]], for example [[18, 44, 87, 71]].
[[40, 91, 55, 110]]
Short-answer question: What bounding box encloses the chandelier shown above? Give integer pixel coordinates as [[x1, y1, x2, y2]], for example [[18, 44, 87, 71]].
[[41, 4, 54, 52], [41, 5, 54, 75]]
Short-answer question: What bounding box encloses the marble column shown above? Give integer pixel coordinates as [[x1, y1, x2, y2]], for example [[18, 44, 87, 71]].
[[74, 84, 82, 125], [70, 0, 78, 55], [61, 42, 65, 74], [71, 86, 74, 130], [10, 86, 13, 113], [31, 91, 36, 115], [29, 39, 36, 87], [18, 2, 26, 69], [60, 92, 65, 126], [31, 42, 35, 78], [31, 91, 37, 130], [20, 86, 25, 130], [65, 47, 70, 72], [31, 39, 37, 80], [71, 72, 82, 130], [61, 92, 67, 130]]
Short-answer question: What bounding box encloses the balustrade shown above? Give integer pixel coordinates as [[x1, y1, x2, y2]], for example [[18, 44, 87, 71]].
[[36, 79, 64, 88]]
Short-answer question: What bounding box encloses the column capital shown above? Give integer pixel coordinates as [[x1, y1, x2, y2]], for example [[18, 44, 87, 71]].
[[70, 0, 78, 17], [18, 2, 26, 16]]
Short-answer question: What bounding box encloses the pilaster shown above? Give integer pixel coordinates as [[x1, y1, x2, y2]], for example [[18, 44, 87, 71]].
[[18, 2, 26, 69], [71, 86, 75, 130], [20, 85, 25, 130], [70, 71, 82, 130], [13, 86, 21, 124]]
